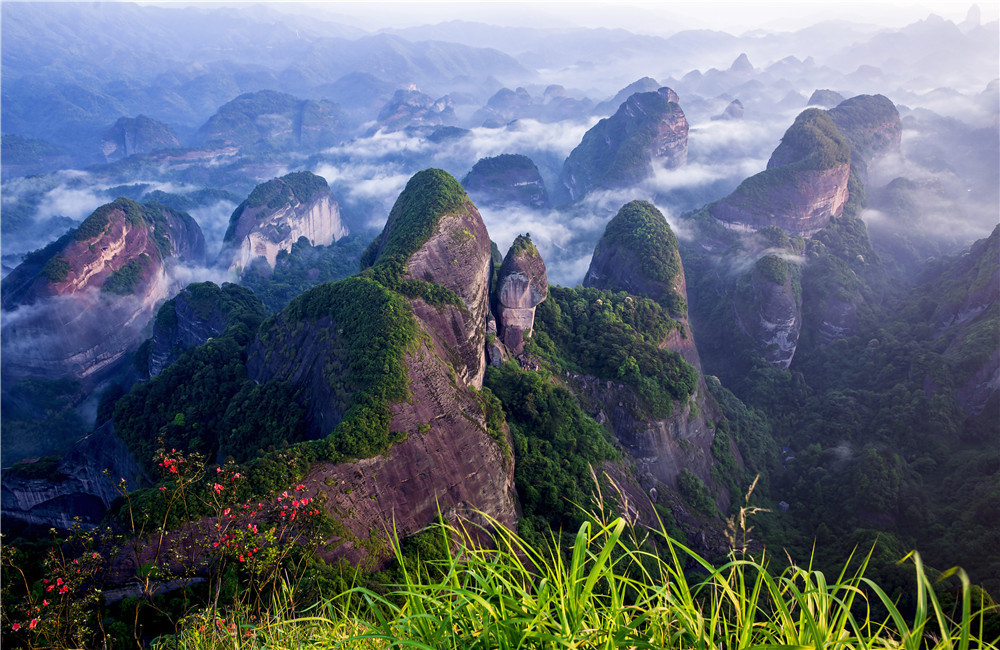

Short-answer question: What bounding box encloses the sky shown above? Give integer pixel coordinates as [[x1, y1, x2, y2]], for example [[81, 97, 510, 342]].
[[131, 0, 999, 35], [257, 1, 994, 34]]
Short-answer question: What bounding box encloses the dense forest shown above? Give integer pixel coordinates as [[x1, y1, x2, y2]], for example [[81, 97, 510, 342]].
[[1, 3, 997, 648]]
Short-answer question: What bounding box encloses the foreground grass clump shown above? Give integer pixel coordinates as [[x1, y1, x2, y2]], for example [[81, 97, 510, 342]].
[[163, 509, 995, 650]]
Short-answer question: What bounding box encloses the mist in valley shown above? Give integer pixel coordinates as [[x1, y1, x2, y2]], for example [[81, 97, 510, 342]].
[[1, 0, 996, 471]]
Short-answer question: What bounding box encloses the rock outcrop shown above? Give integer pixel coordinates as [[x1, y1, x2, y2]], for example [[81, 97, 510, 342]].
[[585, 200, 702, 371], [827, 94, 901, 176], [1, 198, 205, 383], [477, 87, 534, 125], [1, 422, 149, 530], [242, 169, 516, 565], [577, 201, 725, 506], [586, 201, 685, 310], [559, 88, 688, 201], [462, 154, 550, 209], [729, 53, 754, 74], [217, 171, 348, 275], [146, 282, 267, 378], [101, 115, 181, 162], [734, 254, 801, 368], [495, 234, 547, 354], [808, 89, 846, 107], [713, 99, 744, 121], [708, 108, 851, 236], [377, 89, 455, 131], [594, 77, 662, 116], [361, 169, 492, 388], [197, 90, 345, 151]]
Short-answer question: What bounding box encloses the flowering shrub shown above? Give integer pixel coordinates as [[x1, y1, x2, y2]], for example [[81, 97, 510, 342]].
[[1, 444, 333, 649]]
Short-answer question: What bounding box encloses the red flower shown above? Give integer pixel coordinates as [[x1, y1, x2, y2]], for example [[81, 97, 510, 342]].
[[169, 465, 178, 474], [213, 483, 223, 494], [11, 623, 21, 631], [29, 619, 38, 629]]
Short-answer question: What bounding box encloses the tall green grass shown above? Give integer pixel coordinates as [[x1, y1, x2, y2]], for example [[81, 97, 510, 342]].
[[163, 502, 997, 650]]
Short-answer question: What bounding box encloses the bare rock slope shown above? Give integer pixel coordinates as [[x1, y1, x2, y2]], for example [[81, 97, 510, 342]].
[[217, 171, 348, 276]]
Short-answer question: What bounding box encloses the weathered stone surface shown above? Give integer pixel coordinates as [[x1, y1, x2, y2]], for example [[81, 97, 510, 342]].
[[711, 165, 850, 236], [101, 114, 180, 162], [462, 154, 550, 209], [496, 235, 547, 354], [709, 108, 851, 236], [218, 172, 347, 275], [559, 88, 688, 201], [1, 422, 149, 530], [306, 336, 516, 568], [406, 209, 492, 387], [1, 199, 205, 383], [566, 373, 727, 513], [734, 256, 801, 368]]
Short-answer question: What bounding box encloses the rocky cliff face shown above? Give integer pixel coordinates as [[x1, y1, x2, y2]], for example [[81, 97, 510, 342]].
[[377, 89, 455, 131], [734, 254, 801, 368], [146, 282, 266, 378], [559, 88, 688, 201], [709, 109, 851, 237], [363, 169, 492, 388], [585, 201, 705, 370], [462, 154, 550, 209], [1, 198, 205, 383], [931, 225, 999, 416], [1, 422, 149, 530], [495, 234, 547, 354], [585, 201, 685, 312], [828, 94, 901, 176], [217, 171, 348, 276], [579, 200, 726, 506], [243, 169, 516, 564], [303, 338, 517, 567], [198, 90, 345, 151], [101, 115, 181, 162], [567, 372, 723, 508]]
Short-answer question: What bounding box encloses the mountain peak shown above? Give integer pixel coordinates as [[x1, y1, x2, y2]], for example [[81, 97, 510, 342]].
[[559, 90, 688, 201], [730, 52, 753, 73], [584, 200, 685, 316], [219, 171, 347, 274], [361, 168, 471, 269]]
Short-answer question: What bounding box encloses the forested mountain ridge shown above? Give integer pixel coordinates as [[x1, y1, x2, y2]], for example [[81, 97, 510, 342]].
[[1, 3, 997, 645]]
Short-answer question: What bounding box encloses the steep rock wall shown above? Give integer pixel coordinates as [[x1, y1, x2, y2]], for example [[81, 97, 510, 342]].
[[1, 200, 205, 383], [495, 235, 547, 355], [220, 177, 348, 275], [1, 422, 149, 530], [405, 206, 492, 388], [560, 88, 688, 201]]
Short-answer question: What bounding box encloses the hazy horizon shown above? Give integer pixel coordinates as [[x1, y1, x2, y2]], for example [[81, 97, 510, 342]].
[[147, 0, 999, 35]]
